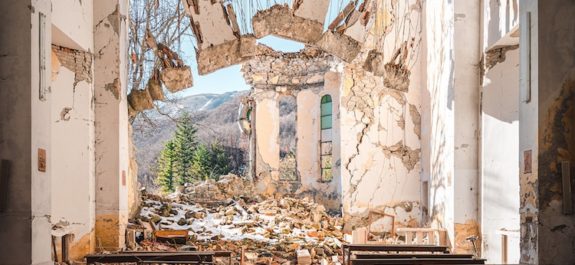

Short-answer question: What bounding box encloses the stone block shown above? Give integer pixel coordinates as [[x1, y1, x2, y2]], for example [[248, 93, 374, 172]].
[[252, 4, 323, 45], [316, 31, 362, 63]]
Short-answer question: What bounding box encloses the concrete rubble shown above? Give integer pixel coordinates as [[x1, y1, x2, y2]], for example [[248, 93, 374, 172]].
[[132, 174, 346, 265]]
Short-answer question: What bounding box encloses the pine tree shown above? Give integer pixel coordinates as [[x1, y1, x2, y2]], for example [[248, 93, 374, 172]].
[[208, 142, 231, 180], [173, 112, 198, 185], [156, 140, 177, 193], [191, 144, 211, 180], [190, 142, 232, 181]]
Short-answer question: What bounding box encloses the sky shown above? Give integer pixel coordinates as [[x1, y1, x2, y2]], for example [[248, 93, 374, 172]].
[[174, 0, 353, 97], [175, 36, 306, 97]]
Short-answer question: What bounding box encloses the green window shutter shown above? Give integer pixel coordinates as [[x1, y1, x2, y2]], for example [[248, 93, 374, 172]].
[[320, 95, 332, 130]]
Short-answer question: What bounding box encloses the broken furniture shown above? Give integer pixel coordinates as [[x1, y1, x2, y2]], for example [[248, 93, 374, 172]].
[[342, 244, 485, 265], [85, 251, 232, 265], [395, 228, 447, 245]]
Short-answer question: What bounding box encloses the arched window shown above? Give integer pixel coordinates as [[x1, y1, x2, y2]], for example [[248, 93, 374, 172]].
[[320, 95, 333, 181]]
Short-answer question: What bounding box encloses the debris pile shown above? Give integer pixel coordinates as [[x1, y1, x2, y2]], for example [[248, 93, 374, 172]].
[[133, 175, 346, 265]]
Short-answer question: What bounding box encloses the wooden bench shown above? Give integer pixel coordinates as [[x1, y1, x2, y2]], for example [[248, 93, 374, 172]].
[[86, 251, 232, 265], [343, 244, 450, 265], [352, 253, 485, 264], [343, 244, 485, 265]]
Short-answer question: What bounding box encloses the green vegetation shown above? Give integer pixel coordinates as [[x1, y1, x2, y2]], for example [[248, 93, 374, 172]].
[[156, 113, 232, 192]]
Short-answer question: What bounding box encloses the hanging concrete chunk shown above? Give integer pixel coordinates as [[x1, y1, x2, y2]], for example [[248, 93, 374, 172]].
[[146, 77, 164, 101], [128, 88, 154, 112], [316, 31, 361, 63], [183, 0, 237, 49], [292, 0, 330, 24], [363, 50, 386, 76], [197, 36, 275, 75], [252, 4, 323, 45], [161, 66, 193, 93]]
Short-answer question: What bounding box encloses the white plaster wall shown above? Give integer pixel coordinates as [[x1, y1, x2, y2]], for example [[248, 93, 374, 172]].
[[94, 0, 130, 250], [254, 90, 281, 192], [340, 0, 424, 228], [452, 0, 481, 254], [51, 64, 95, 256], [297, 72, 342, 209], [424, 0, 455, 245], [32, 0, 53, 263], [483, 0, 519, 50], [481, 48, 520, 264], [518, 1, 538, 263], [52, 0, 93, 51]]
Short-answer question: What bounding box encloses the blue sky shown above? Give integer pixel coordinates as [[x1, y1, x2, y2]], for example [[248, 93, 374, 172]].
[[174, 0, 352, 97], [175, 36, 306, 97]]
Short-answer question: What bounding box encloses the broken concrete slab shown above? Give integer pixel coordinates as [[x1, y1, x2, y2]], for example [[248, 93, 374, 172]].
[[252, 4, 323, 45], [316, 31, 361, 63], [160, 66, 193, 93], [146, 77, 164, 101], [196, 36, 276, 75], [128, 88, 154, 112], [182, 0, 237, 49], [292, 0, 330, 24]]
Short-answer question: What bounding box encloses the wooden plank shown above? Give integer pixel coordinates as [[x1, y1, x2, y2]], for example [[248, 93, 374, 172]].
[[351, 258, 485, 265], [86, 252, 215, 264], [416, 232, 423, 244], [501, 234, 508, 264], [344, 244, 450, 253], [428, 231, 436, 245], [405, 232, 413, 244], [354, 254, 474, 259]]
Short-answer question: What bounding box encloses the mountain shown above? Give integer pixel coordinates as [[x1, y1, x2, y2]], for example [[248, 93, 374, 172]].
[[132, 90, 251, 189], [132, 90, 298, 190]]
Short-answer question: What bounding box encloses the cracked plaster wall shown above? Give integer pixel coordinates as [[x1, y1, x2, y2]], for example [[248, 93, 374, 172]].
[[50, 43, 96, 262], [243, 52, 343, 210], [340, 0, 424, 231], [93, 0, 131, 252]]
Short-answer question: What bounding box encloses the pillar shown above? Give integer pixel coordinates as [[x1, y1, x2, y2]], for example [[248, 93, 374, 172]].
[[94, 0, 130, 251]]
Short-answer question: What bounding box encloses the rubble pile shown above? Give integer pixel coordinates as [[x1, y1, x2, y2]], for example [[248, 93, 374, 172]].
[[134, 175, 346, 265]]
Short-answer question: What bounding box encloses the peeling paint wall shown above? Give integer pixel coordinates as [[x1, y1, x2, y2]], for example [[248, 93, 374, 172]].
[[50, 43, 96, 262], [340, 0, 424, 231], [518, 1, 538, 263], [534, 1, 575, 264], [94, 0, 130, 252]]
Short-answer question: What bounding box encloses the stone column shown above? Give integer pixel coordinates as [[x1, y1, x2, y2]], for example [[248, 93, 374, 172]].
[[94, 0, 130, 251], [452, 0, 481, 254]]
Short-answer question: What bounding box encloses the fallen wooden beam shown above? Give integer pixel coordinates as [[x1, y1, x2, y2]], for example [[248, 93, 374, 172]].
[[86, 251, 216, 264]]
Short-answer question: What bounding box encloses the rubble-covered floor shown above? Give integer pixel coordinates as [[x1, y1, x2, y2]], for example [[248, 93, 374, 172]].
[[132, 175, 345, 265]]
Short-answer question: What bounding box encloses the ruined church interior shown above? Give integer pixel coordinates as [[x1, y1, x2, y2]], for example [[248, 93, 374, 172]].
[[1, 0, 575, 264]]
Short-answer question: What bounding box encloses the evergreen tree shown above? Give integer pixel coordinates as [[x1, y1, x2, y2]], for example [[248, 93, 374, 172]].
[[156, 140, 177, 193], [208, 142, 231, 180], [190, 142, 232, 181], [191, 144, 211, 180], [173, 112, 198, 185]]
